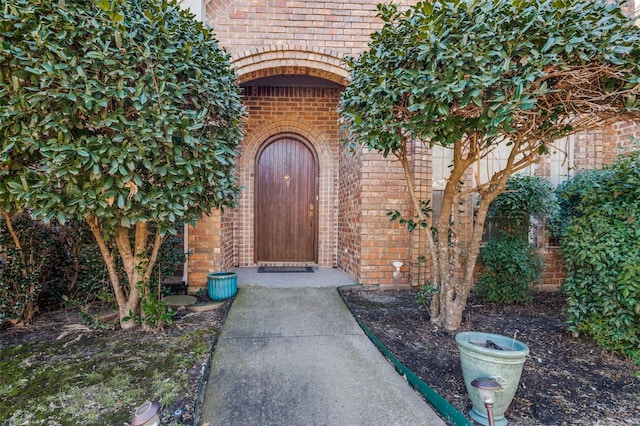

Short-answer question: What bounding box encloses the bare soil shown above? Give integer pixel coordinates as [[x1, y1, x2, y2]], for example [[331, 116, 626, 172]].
[[340, 289, 640, 426]]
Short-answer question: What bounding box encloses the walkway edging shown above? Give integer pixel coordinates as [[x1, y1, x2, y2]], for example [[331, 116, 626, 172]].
[[338, 285, 473, 426]]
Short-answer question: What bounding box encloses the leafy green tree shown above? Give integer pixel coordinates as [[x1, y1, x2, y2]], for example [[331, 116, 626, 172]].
[[339, 0, 640, 331], [0, 0, 244, 329]]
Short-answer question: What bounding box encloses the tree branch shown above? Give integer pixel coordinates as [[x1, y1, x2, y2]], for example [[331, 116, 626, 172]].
[[86, 216, 127, 307]]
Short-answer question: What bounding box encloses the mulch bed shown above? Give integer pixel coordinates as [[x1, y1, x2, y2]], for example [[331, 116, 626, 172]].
[[340, 289, 640, 426]]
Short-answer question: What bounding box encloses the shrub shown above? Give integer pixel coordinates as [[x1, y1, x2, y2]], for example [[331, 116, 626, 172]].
[[486, 174, 555, 234], [559, 151, 640, 364], [477, 175, 552, 303], [1, 213, 184, 327], [477, 235, 543, 304], [58, 223, 185, 329], [48, 221, 109, 304], [0, 212, 51, 324], [0, 214, 112, 323], [551, 169, 611, 239]]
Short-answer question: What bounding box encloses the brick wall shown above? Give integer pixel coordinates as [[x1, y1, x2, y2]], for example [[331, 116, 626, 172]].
[[611, 121, 640, 157], [204, 0, 417, 90], [337, 143, 362, 281], [221, 209, 235, 270], [187, 211, 222, 290], [539, 247, 566, 291], [358, 149, 413, 287], [204, 0, 416, 59], [184, 0, 639, 290], [528, 218, 566, 292], [186, 210, 236, 292]]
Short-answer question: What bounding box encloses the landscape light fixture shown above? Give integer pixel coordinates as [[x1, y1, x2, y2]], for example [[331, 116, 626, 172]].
[[471, 377, 502, 426], [131, 400, 160, 426]]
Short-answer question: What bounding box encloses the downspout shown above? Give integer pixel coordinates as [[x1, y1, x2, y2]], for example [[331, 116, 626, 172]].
[[182, 223, 189, 285]]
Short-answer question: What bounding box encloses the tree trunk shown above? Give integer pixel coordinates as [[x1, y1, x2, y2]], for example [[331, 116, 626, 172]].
[[0, 209, 27, 277], [428, 142, 474, 329], [140, 230, 164, 330], [86, 217, 154, 330], [395, 133, 525, 331]]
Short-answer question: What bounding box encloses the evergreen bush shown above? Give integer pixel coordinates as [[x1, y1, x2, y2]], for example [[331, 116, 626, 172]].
[[551, 169, 611, 239], [48, 221, 109, 304], [558, 151, 640, 364], [1, 214, 184, 326], [487, 174, 555, 231], [477, 235, 543, 304], [0, 213, 50, 324], [477, 175, 552, 303]]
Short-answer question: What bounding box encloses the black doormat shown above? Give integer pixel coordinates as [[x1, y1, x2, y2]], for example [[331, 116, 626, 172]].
[[258, 266, 314, 273]]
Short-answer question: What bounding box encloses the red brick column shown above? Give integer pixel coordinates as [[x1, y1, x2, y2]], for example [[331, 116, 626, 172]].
[[358, 149, 412, 287], [187, 211, 223, 292]]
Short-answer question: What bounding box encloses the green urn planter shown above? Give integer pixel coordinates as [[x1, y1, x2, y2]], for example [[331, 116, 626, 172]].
[[455, 331, 530, 426]]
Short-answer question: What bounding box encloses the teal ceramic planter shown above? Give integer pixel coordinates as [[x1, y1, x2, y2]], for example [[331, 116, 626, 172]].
[[456, 331, 529, 426], [207, 272, 238, 301]]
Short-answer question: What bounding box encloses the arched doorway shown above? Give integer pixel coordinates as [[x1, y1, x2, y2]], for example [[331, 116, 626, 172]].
[[255, 133, 319, 263]]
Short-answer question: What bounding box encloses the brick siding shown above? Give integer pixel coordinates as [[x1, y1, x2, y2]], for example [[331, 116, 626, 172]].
[[337, 143, 362, 281], [358, 149, 412, 286], [185, 0, 639, 291]]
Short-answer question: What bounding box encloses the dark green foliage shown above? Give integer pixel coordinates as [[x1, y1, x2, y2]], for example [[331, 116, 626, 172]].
[[0, 248, 42, 324], [387, 200, 432, 232], [559, 152, 640, 364], [477, 235, 542, 304], [47, 220, 109, 303], [139, 286, 176, 331], [0, 213, 109, 323], [0, 213, 50, 324], [0, 0, 244, 231], [477, 175, 552, 303], [416, 281, 439, 317], [552, 169, 613, 238], [151, 231, 185, 286], [487, 175, 555, 234], [59, 221, 183, 290], [339, 0, 640, 154], [1, 214, 184, 325]]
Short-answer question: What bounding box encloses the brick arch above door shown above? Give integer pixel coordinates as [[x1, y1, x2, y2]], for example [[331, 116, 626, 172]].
[[231, 46, 349, 86], [236, 121, 337, 267]]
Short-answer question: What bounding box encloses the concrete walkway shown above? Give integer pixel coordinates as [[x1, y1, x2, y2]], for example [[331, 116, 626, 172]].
[[199, 268, 446, 426]]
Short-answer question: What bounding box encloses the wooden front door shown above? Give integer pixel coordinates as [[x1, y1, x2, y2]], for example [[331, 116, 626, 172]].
[[255, 134, 318, 262]]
